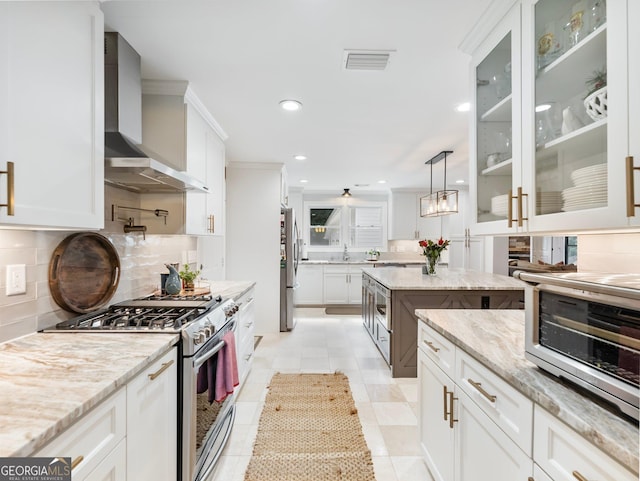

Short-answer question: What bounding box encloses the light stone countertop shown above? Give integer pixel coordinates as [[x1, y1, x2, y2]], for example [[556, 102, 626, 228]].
[[300, 259, 425, 266], [364, 266, 526, 290], [0, 332, 179, 457], [416, 309, 639, 474], [207, 280, 256, 300]]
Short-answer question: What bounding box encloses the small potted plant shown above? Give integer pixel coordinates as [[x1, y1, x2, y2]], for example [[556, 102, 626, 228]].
[[179, 263, 200, 291], [366, 248, 381, 261], [584, 67, 607, 121]]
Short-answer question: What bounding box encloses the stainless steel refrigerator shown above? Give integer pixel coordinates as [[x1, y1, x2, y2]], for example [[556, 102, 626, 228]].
[[280, 207, 300, 331]]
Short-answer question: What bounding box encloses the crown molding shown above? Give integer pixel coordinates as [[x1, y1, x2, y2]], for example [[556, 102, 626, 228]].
[[459, 0, 519, 55]]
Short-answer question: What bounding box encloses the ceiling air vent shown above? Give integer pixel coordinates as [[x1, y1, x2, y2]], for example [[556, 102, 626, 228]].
[[343, 50, 394, 71]]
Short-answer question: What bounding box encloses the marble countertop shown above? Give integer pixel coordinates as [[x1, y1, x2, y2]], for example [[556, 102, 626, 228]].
[[207, 280, 256, 300], [301, 259, 424, 266], [363, 266, 526, 290], [0, 332, 179, 457], [416, 309, 639, 474]]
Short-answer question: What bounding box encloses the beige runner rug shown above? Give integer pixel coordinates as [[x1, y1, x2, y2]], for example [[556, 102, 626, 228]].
[[244, 373, 377, 481]]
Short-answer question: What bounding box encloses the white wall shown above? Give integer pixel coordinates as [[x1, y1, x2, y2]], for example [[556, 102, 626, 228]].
[[226, 162, 282, 334], [577, 233, 640, 273]]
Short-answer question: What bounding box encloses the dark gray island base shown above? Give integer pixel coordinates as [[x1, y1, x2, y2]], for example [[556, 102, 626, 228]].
[[362, 267, 525, 377]]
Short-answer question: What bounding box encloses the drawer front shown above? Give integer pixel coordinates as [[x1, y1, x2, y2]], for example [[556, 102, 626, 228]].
[[456, 350, 533, 455], [418, 322, 455, 378], [84, 438, 126, 481], [534, 406, 637, 481], [35, 388, 126, 481], [324, 265, 349, 274]]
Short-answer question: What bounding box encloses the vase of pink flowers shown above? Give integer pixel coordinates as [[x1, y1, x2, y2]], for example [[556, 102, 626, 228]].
[[419, 238, 450, 275]]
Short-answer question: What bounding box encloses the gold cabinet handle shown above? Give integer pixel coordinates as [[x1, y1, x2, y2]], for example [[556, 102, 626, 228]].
[[468, 378, 497, 403], [148, 360, 174, 381], [207, 214, 215, 233], [448, 391, 458, 429], [572, 471, 589, 481], [626, 156, 639, 217], [423, 340, 440, 353], [71, 456, 84, 470], [0, 161, 14, 216], [517, 186, 528, 227], [443, 385, 449, 421], [508, 189, 514, 227]]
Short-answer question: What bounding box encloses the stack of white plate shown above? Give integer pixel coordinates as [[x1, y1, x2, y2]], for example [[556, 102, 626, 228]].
[[490, 194, 509, 216], [537, 191, 563, 214], [562, 164, 607, 212]]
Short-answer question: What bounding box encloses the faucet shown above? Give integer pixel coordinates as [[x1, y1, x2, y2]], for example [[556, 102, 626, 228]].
[[343, 244, 350, 261]]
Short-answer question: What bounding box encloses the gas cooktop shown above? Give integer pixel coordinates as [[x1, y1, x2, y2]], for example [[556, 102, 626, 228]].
[[50, 293, 225, 331]]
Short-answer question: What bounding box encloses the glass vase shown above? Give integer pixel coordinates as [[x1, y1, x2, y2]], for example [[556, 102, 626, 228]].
[[423, 255, 439, 276]]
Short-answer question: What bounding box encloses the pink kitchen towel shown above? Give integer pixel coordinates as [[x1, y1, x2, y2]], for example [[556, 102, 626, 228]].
[[215, 331, 239, 402]]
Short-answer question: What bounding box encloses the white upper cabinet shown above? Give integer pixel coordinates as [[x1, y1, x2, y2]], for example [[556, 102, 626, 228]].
[[465, 0, 638, 234], [141, 81, 227, 235], [0, 1, 104, 229], [390, 191, 443, 240], [627, 0, 640, 225]]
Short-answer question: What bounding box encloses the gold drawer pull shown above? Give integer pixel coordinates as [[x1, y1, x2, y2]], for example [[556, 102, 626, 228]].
[[626, 156, 639, 217], [423, 340, 440, 353], [443, 385, 448, 421], [572, 471, 589, 481], [0, 161, 14, 216], [468, 378, 497, 403], [508, 189, 514, 228], [71, 455, 84, 470], [517, 186, 528, 227], [448, 391, 458, 429], [148, 360, 174, 381]]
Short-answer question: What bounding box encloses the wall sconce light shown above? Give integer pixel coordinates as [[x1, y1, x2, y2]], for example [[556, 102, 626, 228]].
[[420, 150, 458, 217], [341, 188, 352, 197]]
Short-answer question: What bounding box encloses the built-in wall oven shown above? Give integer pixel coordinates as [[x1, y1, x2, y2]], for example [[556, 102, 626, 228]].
[[515, 271, 640, 420], [374, 282, 391, 364]]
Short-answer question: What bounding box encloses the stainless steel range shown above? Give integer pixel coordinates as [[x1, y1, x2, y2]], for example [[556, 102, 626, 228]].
[[49, 292, 240, 481]]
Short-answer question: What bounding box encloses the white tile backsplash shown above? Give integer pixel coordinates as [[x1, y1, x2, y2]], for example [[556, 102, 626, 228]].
[[577, 233, 640, 274], [0, 229, 198, 343]]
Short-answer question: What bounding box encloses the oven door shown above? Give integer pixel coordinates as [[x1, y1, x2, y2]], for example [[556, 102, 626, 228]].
[[374, 283, 391, 330], [182, 318, 237, 481]]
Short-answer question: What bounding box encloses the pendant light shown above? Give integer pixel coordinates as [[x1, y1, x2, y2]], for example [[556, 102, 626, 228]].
[[341, 188, 352, 197], [420, 150, 458, 217]]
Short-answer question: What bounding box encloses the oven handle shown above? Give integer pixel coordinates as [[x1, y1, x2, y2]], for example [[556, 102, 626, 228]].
[[194, 340, 226, 371]]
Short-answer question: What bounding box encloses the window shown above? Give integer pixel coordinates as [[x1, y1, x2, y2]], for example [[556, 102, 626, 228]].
[[304, 201, 387, 251], [309, 207, 342, 246]]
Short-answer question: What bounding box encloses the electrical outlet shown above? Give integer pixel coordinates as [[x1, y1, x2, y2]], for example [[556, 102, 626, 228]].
[[6, 264, 26, 296]]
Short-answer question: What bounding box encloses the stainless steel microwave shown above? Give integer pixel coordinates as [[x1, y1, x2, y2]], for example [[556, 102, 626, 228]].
[[514, 271, 640, 421]]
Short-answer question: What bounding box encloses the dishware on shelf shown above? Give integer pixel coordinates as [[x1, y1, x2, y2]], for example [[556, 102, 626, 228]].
[[561, 106, 585, 135], [584, 86, 608, 120], [490, 194, 510, 216], [562, 163, 607, 211], [589, 0, 606, 32], [490, 72, 509, 100], [565, 0, 588, 48], [537, 21, 564, 70]]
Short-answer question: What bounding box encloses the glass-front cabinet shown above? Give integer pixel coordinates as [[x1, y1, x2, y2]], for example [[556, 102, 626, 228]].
[[468, 0, 637, 234], [472, 4, 522, 234]]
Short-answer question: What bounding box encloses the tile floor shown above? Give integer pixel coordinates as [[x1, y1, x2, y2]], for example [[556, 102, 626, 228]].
[[211, 308, 434, 481]]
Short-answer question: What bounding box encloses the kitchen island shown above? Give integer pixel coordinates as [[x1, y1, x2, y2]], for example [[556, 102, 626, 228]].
[[416, 308, 638, 478], [362, 266, 524, 377]]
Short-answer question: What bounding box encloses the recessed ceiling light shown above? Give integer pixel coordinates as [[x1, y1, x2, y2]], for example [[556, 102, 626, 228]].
[[294, 155, 307, 161], [378, 180, 387, 184], [456, 102, 471, 112], [279, 99, 303, 111], [455, 179, 465, 184], [535, 103, 551, 112], [300, 179, 308, 183]]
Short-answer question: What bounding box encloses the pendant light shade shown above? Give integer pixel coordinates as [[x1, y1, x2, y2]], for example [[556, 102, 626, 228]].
[[420, 150, 458, 217], [341, 188, 352, 197]]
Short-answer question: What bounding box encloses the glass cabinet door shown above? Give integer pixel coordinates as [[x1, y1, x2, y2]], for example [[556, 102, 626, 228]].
[[527, 0, 625, 229], [472, 5, 521, 234]]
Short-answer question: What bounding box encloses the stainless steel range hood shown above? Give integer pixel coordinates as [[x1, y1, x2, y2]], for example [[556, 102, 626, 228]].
[[104, 32, 209, 193]]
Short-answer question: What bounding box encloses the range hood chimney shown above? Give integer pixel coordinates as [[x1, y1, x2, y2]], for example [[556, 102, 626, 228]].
[[104, 32, 208, 193]]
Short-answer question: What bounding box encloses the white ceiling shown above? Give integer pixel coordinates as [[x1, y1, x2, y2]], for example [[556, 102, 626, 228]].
[[102, 0, 491, 194]]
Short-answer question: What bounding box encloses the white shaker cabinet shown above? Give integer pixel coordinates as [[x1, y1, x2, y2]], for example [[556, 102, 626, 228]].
[[294, 264, 324, 305], [0, 1, 104, 229], [141, 81, 226, 236], [389, 191, 442, 240], [126, 348, 177, 481], [323, 265, 363, 305], [236, 286, 256, 389], [627, 0, 640, 225]]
